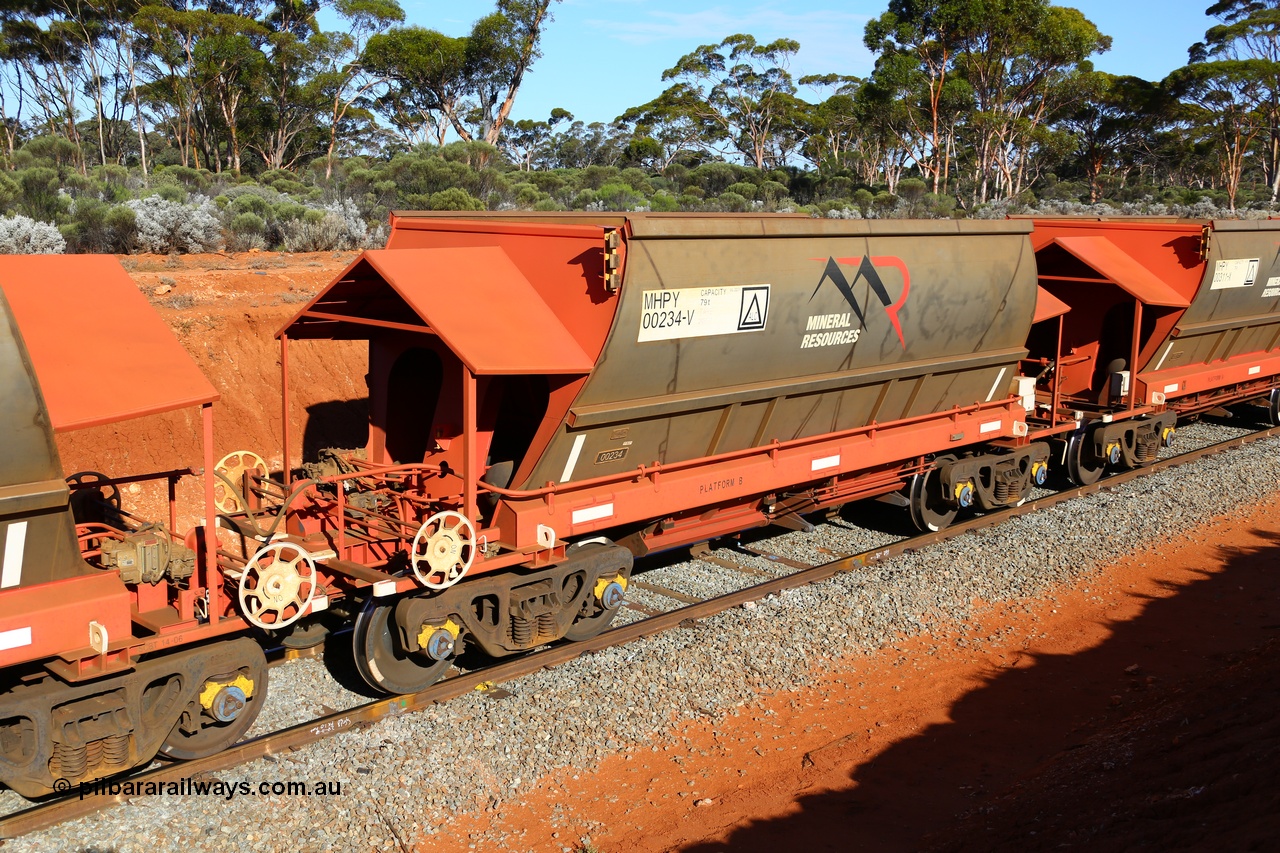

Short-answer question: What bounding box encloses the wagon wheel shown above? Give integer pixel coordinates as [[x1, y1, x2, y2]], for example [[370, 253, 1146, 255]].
[[214, 450, 267, 514], [908, 455, 958, 533], [237, 541, 317, 629], [65, 470, 123, 526], [561, 541, 630, 642], [410, 511, 476, 589], [1065, 430, 1106, 486], [160, 643, 268, 760], [352, 598, 453, 695]]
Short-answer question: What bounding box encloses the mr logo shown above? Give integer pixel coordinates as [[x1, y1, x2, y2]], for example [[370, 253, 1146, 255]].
[[809, 256, 911, 349]]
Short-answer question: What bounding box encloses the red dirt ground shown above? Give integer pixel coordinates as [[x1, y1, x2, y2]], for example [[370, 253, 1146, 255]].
[[71, 253, 1280, 852], [436, 496, 1280, 852]]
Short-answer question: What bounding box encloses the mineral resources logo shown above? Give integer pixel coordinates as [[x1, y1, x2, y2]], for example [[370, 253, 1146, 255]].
[[803, 256, 911, 350]]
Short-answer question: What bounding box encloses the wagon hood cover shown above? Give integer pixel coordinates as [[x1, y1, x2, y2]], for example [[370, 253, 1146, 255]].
[[0, 255, 218, 431], [1052, 236, 1191, 308], [1032, 285, 1071, 323], [278, 247, 594, 375]]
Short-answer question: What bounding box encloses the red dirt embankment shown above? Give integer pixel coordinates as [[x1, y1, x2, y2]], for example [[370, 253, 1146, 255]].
[[54, 251, 364, 528]]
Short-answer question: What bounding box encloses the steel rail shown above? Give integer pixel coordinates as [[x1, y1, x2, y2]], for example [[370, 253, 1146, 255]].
[[3, 423, 1277, 838]]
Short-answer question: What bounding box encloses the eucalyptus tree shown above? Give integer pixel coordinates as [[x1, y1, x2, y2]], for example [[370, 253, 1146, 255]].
[[1166, 59, 1266, 210], [366, 0, 557, 154], [858, 49, 972, 194], [952, 0, 1110, 203], [45, 0, 145, 168], [616, 85, 727, 173], [1057, 72, 1169, 202], [362, 26, 467, 145], [1191, 0, 1280, 201], [314, 0, 404, 177], [660, 33, 801, 170], [0, 0, 92, 161], [500, 107, 569, 169], [134, 4, 268, 172], [248, 0, 328, 170], [864, 0, 967, 192], [464, 0, 557, 145], [793, 74, 861, 171]]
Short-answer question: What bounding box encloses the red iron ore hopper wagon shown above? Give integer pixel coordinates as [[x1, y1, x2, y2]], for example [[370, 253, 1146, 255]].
[[1, 213, 1277, 799]]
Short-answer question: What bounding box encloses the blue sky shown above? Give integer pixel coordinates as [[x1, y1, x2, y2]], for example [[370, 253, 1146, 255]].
[[389, 0, 1218, 126]]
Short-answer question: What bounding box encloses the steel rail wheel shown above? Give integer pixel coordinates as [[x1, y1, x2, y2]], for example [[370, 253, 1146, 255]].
[[159, 645, 268, 761], [1066, 430, 1106, 486], [908, 455, 958, 533], [561, 544, 630, 642], [352, 598, 452, 695]]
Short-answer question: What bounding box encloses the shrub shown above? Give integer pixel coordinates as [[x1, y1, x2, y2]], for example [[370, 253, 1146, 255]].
[[0, 214, 67, 253], [648, 191, 679, 212], [689, 162, 736, 195], [231, 194, 271, 217], [716, 191, 749, 212], [228, 212, 267, 251], [155, 184, 188, 203], [597, 182, 643, 209], [512, 182, 543, 208], [277, 199, 373, 252], [126, 195, 224, 253], [852, 188, 875, 217], [63, 199, 137, 253], [758, 180, 789, 207], [272, 202, 307, 222], [15, 168, 64, 221], [428, 187, 485, 211]]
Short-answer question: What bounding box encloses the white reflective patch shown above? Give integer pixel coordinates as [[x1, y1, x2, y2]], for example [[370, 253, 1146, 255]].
[[980, 420, 1002, 434], [1, 521, 27, 589], [811, 455, 840, 472], [372, 580, 397, 597], [0, 626, 32, 652], [572, 503, 614, 525], [637, 285, 770, 342], [560, 434, 586, 483], [1249, 365, 1262, 375], [1153, 343, 1174, 372], [1211, 258, 1259, 289], [1164, 383, 1180, 393], [310, 595, 329, 612], [985, 367, 1008, 402]]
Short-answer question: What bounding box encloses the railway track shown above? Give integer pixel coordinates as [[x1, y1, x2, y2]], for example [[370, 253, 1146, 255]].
[[3, 422, 1277, 839]]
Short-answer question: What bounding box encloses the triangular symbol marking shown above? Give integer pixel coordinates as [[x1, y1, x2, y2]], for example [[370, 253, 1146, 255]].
[[742, 294, 762, 326]]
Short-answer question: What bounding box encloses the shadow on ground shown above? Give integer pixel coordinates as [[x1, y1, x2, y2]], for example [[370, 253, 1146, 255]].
[[684, 530, 1280, 852]]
